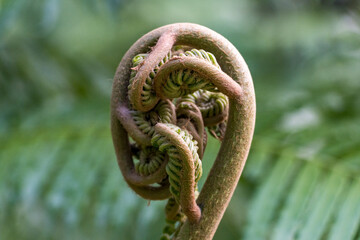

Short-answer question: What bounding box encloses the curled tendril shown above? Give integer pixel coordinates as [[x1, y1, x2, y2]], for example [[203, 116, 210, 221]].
[[111, 23, 255, 240], [175, 101, 206, 158], [134, 146, 167, 177], [152, 124, 202, 203], [208, 120, 227, 141], [158, 49, 220, 99], [128, 52, 172, 111], [161, 197, 185, 240], [178, 90, 228, 125], [131, 99, 176, 138]]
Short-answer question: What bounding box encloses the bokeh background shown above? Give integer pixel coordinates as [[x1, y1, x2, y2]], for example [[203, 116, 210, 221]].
[[1, 0, 360, 239]]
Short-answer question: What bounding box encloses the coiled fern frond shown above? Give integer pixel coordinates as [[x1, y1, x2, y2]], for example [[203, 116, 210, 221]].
[[152, 123, 202, 203], [155, 49, 220, 100], [111, 23, 255, 240], [178, 90, 229, 139], [130, 99, 176, 138], [134, 146, 167, 177], [128, 52, 172, 111]]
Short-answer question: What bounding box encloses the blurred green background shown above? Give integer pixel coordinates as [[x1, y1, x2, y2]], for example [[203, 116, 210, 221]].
[[1, 0, 360, 239]]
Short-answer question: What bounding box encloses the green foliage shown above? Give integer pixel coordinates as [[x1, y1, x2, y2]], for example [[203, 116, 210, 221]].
[[1, 0, 359, 239]]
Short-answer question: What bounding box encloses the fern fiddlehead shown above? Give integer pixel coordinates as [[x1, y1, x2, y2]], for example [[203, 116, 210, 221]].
[[178, 89, 229, 141], [157, 49, 219, 99], [128, 52, 172, 110], [134, 146, 167, 177], [130, 99, 176, 138], [111, 23, 256, 240]]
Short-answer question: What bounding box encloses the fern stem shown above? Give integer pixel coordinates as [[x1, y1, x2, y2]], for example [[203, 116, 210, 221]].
[[110, 23, 255, 240]]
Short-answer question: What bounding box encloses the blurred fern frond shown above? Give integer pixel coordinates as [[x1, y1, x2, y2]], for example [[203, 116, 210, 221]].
[[0, 115, 167, 240], [243, 121, 360, 240]]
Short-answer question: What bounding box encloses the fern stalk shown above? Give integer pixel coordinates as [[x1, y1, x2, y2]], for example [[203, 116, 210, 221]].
[[110, 23, 256, 240]]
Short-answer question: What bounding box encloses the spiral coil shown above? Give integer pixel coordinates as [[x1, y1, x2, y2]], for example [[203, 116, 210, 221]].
[[111, 23, 255, 240], [160, 197, 185, 240], [128, 52, 172, 109], [152, 123, 202, 202], [134, 146, 166, 177], [156, 49, 220, 99], [130, 99, 176, 138], [179, 90, 228, 123], [115, 46, 230, 239]]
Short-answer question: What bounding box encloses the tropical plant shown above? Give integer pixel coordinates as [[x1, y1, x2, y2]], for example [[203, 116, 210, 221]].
[[110, 23, 255, 239], [1, 0, 359, 239]]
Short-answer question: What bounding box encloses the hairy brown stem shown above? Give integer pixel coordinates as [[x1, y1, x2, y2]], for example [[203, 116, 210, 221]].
[[110, 23, 255, 240]]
